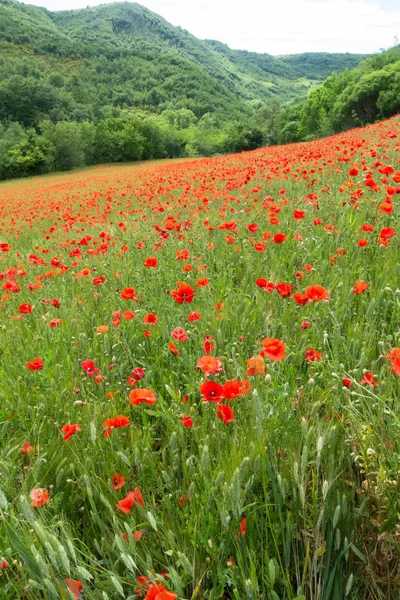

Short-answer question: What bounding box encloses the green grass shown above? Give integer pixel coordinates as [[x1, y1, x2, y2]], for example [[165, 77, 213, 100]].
[[0, 116, 400, 599]]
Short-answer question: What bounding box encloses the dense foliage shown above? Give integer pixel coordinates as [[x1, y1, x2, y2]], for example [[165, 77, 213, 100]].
[[275, 45, 400, 143], [1, 116, 400, 599], [0, 0, 367, 179]]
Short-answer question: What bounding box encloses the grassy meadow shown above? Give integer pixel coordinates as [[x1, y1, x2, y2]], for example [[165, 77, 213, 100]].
[[0, 116, 400, 599]]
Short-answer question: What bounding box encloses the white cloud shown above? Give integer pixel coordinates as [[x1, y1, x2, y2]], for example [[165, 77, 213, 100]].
[[23, 0, 400, 54]]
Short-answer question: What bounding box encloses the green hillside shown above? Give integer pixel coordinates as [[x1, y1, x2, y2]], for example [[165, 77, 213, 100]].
[[273, 45, 400, 144], [0, 0, 367, 120], [0, 0, 369, 180]]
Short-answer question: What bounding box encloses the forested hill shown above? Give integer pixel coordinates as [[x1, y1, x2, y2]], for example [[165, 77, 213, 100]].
[[274, 45, 400, 144], [0, 0, 367, 118], [0, 0, 368, 180]]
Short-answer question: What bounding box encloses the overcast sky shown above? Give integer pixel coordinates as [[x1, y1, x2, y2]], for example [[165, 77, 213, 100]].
[[23, 0, 400, 55]]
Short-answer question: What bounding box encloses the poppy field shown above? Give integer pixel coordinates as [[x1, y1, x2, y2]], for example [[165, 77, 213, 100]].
[[1, 116, 400, 600]]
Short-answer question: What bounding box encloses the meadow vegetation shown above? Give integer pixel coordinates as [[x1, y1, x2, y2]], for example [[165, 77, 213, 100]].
[[0, 116, 399, 599]]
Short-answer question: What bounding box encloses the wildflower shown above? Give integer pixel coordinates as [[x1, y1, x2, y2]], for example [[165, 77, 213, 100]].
[[197, 356, 223, 375], [202, 334, 215, 353], [144, 257, 157, 267], [27, 357, 43, 371], [238, 517, 247, 537], [387, 348, 400, 376], [246, 355, 265, 376], [260, 338, 286, 361], [352, 281, 368, 295], [144, 313, 158, 325], [171, 282, 195, 304], [172, 327, 189, 342], [217, 404, 235, 424], [111, 473, 125, 490], [305, 285, 329, 301], [200, 380, 223, 402], [20, 441, 34, 453], [120, 287, 137, 300], [187, 311, 201, 321], [19, 303, 32, 314], [81, 359, 100, 377], [360, 372, 377, 387], [65, 579, 83, 600], [144, 583, 177, 600], [61, 423, 81, 441], [304, 349, 322, 362], [129, 389, 157, 405], [30, 488, 49, 507]]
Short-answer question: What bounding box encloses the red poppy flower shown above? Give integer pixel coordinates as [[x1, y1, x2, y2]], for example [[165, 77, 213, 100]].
[[304, 349, 322, 362], [171, 282, 195, 304], [120, 287, 137, 300], [129, 389, 157, 405], [239, 517, 247, 537], [122, 310, 136, 320], [181, 416, 193, 428], [379, 227, 395, 241], [292, 293, 309, 306], [200, 380, 223, 402], [144, 313, 158, 325], [49, 318, 62, 328], [187, 311, 201, 321], [196, 277, 209, 287], [20, 441, 34, 453], [276, 283, 292, 298], [81, 359, 100, 377], [305, 285, 329, 302], [93, 276, 105, 286], [217, 403, 235, 424], [102, 415, 130, 436], [260, 338, 286, 361], [30, 488, 49, 507], [111, 473, 126, 490], [27, 357, 43, 371], [197, 356, 223, 375], [256, 279, 275, 293], [116, 491, 136, 514], [169, 341, 179, 356], [272, 233, 286, 244], [246, 355, 265, 376], [360, 372, 377, 387], [144, 583, 178, 600], [144, 257, 158, 267], [65, 579, 83, 599], [202, 335, 215, 354], [387, 348, 400, 376], [19, 303, 32, 314], [172, 327, 189, 342], [342, 377, 352, 388], [222, 379, 241, 400], [352, 281, 368, 295], [131, 368, 145, 381], [362, 224, 374, 232], [61, 423, 81, 441]]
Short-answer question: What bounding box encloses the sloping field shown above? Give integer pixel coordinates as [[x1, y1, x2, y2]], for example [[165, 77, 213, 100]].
[[0, 117, 400, 599]]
